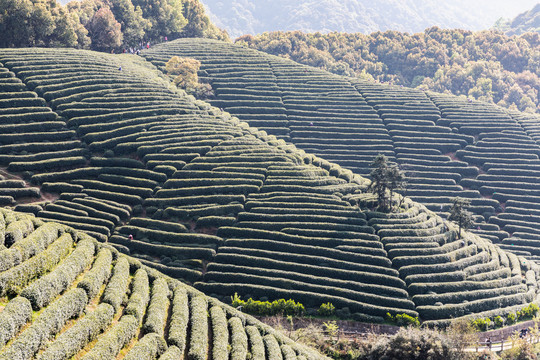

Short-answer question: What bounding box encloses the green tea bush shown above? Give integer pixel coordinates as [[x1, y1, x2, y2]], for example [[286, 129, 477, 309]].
[[231, 292, 305, 316]]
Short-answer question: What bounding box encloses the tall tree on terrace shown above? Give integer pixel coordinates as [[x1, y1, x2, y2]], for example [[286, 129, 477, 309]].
[[448, 197, 474, 239], [368, 154, 406, 212]]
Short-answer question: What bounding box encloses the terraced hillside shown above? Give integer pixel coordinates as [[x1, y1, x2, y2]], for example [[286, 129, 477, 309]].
[[0, 208, 324, 359], [0, 46, 539, 325], [142, 38, 540, 259]]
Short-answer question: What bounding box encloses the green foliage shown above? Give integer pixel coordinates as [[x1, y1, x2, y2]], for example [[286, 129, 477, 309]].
[[368, 154, 406, 212], [165, 56, 214, 99], [0, 0, 227, 51], [80, 315, 138, 360], [229, 317, 248, 360], [318, 302, 336, 317], [168, 286, 189, 355], [188, 295, 208, 360], [240, 29, 540, 113], [471, 317, 491, 331], [1, 288, 88, 360], [386, 312, 421, 327], [0, 296, 32, 348], [231, 292, 305, 316], [123, 333, 168, 360], [142, 277, 170, 336], [38, 303, 115, 360], [448, 197, 474, 238]]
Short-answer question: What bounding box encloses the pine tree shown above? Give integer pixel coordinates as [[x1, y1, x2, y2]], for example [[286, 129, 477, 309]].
[[368, 154, 406, 212], [448, 197, 474, 239]]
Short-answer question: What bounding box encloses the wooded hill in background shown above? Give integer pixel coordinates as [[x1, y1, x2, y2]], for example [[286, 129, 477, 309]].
[[494, 3, 540, 36], [237, 28, 540, 113], [201, 0, 537, 39], [0, 0, 227, 51]]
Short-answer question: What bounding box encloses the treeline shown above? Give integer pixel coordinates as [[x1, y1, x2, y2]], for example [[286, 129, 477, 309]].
[[494, 4, 540, 36], [0, 0, 227, 51], [237, 28, 539, 113]]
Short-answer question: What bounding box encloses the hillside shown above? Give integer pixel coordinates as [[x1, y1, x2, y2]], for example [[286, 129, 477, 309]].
[[0, 45, 539, 326], [143, 39, 540, 256], [236, 29, 539, 113], [495, 3, 540, 36], [201, 0, 537, 38], [0, 208, 324, 359]]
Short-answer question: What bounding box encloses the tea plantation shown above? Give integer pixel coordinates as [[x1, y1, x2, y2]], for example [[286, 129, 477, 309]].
[[142, 38, 540, 260], [0, 45, 538, 328], [0, 208, 324, 359]]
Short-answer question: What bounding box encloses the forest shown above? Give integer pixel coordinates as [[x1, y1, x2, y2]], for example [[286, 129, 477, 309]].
[[0, 0, 228, 51], [237, 28, 540, 113]]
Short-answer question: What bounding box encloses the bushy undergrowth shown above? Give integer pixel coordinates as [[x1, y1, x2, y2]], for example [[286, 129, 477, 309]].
[[231, 292, 305, 316]]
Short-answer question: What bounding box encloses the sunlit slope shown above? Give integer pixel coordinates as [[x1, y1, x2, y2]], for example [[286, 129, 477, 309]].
[[143, 38, 540, 256], [0, 209, 325, 359], [0, 47, 538, 324]]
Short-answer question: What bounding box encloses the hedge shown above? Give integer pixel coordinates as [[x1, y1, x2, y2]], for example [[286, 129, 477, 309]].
[[408, 274, 523, 296], [418, 289, 536, 320], [196, 282, 417, 318], [206, 263, 408, 298], [73, 197, 129, 220], [168, 285, 189, 354], [129, 218, 188, 233], [0, 232, 73, 297], [229, 317, 249, 360], [0, 296, 32, 348], [210, 306, 229, 360], [222, 239, 390, 268], [37, 303, 115, 360], [164, 204, 245, 219], [125, 268, 150, 322], [281, 345, 296, 360], [4, 218, 34, 246], [218, 246, 394, 275], [187, 295, 208, 360], [145, 194, 246, 207], [123, 333, 168, 360], [246, 325, 265, 360], [0, 288, 88, 360], [158, 346, 182, 360], [102, 257, 130, 311], [98, 173, 158, 189], [114, 238, 216, 260], [263, 335, 283, 360], [80, 315, 138, 360], [413, 284, 527, 307], [21, 238, 95, 310], [77, 247, 113, 299], [38, 210, 115, 229], [205, 271, 413, 310], [142, 278, 170, 336], [217, 226, 379, 248]]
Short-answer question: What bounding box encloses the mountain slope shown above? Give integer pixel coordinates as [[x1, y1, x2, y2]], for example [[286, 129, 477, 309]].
[[0, 208, 325, 359], [201, 0, 538, 38], [143, 38, 540, 256], [0, 45, 539, 324], [495, 3, 540, 35]]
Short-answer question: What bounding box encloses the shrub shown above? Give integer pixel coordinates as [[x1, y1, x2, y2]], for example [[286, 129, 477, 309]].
[[318, 302, 336, 316], [263, 334, 282, 359], [386, 313, 420, 327], [101, 257, 130, 311], [246, 325, 265, 359], [142, 278, 170, 336], [1, 288, 88, 360], [210, 306, 229, 360], [77, 248, 113, 299], [231, 293, 305, 316], [0, 296, 32, 347], [80, 315, 138, 360], [37, 303, 115, 360], [188, 295, 208, 360], [229, 317, 248, 360], [0, 232, 73, 297], [21, 238, 95, 310], [124, 268, 150, 322], [168, 286, 189, 355], [122, 333, 167, 360]]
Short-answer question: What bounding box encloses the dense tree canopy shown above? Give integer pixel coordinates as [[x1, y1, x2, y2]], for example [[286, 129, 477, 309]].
[[238, 28, 540, 112], [0, 0, 228, 51]]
